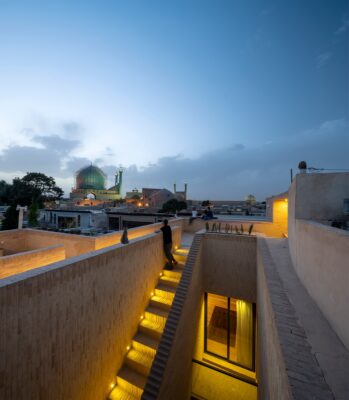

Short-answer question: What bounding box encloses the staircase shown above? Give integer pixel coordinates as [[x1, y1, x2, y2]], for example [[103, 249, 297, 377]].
[[109, 246, 189, 400]]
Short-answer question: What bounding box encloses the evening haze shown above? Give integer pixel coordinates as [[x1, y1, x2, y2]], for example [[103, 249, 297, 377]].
[[0, 0, 348, 199]]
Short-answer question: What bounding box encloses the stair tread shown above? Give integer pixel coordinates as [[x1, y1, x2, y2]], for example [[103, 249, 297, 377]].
[[150, 296, 172, 307], [140, 318, 165, 333], [127, 348, 154, 367], [145, 305, 169, 318], [155, 282, 176, 293], [109, 386, 139, 400], [118, 366, 147, 390], [160, 276, 180, 285], [133, 332, 159, 350]]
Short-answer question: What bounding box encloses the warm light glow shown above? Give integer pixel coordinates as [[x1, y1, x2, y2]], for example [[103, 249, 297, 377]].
[[138, 202, 142, 207], [126, 345, 130, 351], [145, 203, 149, 207], [174, 245, 178, 250], [284, 198, 288, 203], [140, 315, 144, 320], [159, 272, 163, 276], [151, 292, 154, 297], [110, 383, 115, 389]]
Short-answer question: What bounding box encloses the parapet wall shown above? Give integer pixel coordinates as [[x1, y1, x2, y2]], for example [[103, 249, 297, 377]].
[[183, 218, 286, 238], [0, 245, 65, 279], [288, 219, 349, 350], [0, 231, 170, 400]]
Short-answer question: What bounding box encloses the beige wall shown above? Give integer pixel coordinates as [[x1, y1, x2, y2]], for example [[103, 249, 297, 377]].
[[0, 245, 65, 279], [202, 234, 257, 303], [0, 232, 169, 400], [257, 241, 292, 400], [23, 229, 96, 258], [183, 218, 286, 238], [290, 172, 349, 221], [0, 229, 27, 252], [289, 219, 349, 350]]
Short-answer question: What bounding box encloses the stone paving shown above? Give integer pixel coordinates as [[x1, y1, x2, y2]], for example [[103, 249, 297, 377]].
[[265, 238, 349, 400]]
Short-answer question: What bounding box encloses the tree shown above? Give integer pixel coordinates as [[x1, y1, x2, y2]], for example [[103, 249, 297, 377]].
[[160, 198, 187, 214], [202, 200, 212, 207], [1, 205, 18, 230], [21, 172, 63, 202], [28, 201, 39, 227]]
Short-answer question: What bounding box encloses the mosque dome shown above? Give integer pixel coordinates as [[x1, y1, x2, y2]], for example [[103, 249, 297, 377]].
[[75, 165, 107, 190]]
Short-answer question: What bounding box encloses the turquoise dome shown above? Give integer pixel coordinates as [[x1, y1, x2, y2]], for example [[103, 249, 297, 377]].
[[76, 165, 106, 190]]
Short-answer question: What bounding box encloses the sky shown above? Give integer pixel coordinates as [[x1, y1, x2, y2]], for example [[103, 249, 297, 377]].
[[0, 0, 348, 200]]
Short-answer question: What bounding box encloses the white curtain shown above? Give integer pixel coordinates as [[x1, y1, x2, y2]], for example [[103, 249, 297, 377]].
[[236, 300, 253, 369]]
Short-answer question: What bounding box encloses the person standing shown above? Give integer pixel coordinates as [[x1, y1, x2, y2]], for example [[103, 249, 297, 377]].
[[160, 219, 177, 267]]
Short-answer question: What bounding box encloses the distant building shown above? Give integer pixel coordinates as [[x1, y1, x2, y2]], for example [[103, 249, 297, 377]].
[[70, 164, 123, 201]]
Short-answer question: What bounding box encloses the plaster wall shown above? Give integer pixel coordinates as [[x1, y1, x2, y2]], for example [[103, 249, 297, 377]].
[[183, 218, 286, 238], [0, 245, 65, 279], [291, 173, 349, 221], [0, 232, 167, 400], [288, 219, 349, 350], [0, 229, 27, 252], [202, 234, 257, 303], [257, 241, 292, 400], [23, 228, 96, 258]]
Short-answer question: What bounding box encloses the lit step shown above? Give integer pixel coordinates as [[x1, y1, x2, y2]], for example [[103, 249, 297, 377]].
[[160, 275, 180, 288], [174, 248, 189, 255], [109, 385, 139, 400], [139, 318, 165, 340], [173, 253, 187, 262], [155, 282, 176, 301], [145, 305, 169, 324], [117, 366, 146, 398], [150, 295, 172, 311], [125, 348, 154, 376], [162, 265, 183, 280], [132, 332, 159, 356]]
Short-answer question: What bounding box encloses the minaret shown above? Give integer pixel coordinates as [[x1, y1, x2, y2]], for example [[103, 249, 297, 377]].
[[115, 168, 123, 195], [174, 183, 177, 194], [184, 183, 187, 200]]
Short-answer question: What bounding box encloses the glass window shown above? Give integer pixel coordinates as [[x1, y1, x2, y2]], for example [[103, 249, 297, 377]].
[[205, 293, 255, 370], [206, 293, 228, 357]]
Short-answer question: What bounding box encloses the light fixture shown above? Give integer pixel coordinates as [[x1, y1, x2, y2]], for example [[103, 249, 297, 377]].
[[150, 292, 154, 297], [126, 345, 130, 351], [140, 315, 144, 320], [110, 383, 115, 389]]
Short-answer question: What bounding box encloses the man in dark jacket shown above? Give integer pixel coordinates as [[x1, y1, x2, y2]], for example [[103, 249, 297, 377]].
[[160, 219, 177, 267]]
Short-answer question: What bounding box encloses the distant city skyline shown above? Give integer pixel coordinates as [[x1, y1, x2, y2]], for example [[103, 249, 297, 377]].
[[0, 1, 348, 199]]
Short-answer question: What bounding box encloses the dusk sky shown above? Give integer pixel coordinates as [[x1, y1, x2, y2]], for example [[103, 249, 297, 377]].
[[0, 0, 348, 200]]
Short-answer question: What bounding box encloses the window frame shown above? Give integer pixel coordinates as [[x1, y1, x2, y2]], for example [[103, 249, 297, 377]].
[[204, 292, 256, 371]]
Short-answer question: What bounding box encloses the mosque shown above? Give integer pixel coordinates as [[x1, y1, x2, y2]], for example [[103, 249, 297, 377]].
[[70, 164, 123, 201]]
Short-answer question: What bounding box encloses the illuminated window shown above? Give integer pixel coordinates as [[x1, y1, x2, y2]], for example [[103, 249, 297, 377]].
[[205, 293, 255, 370]]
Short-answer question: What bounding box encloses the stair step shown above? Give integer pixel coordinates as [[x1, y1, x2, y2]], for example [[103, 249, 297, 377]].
[[109, 385, 139, 400], [155, 282, 176, 300], [133, 332, 159, 355], [159, 275, 180, 287], [139, 318, 165, 340], [126, 348, 154, 376], [162, 265, 183, 279], [145, 305, 169, 321], [117, 366, 146, 398], [150, 295, 172, 310]]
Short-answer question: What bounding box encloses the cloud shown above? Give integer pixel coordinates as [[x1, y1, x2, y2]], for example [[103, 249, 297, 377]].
[[119, 119, 348, 200], [0, 118, 348, 200], [335, 17, 349, 35], [316, 52, 332, 68]]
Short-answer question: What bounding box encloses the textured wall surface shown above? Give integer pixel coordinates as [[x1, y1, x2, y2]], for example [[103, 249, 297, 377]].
[[183, 218, 287, 238], [0, 245, 65, 279], [289, 219, 349, 350], [202, 234, 257, 303], [0, 232, 169, 400]]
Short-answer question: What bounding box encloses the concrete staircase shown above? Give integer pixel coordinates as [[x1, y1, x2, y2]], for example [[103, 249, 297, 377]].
[[109, 246, 189, 400]]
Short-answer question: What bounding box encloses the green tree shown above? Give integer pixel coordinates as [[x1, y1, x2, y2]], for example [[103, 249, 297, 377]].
[[28, 201, 39, 227], [160, 198, 187, 214], [21, 172, 63, 202], [2, 205, 18, 230]]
